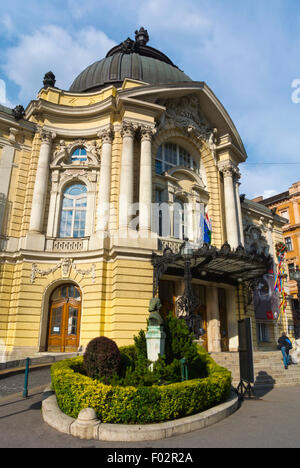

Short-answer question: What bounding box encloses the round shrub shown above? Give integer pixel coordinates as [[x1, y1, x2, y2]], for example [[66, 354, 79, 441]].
[[83, 336, 121, 383]]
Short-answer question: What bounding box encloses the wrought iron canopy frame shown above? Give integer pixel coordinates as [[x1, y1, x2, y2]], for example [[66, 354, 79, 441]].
[[151, 241, 273, 298]]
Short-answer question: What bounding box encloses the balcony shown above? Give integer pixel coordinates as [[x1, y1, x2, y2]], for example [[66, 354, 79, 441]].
[[45, 237, 89, 252]]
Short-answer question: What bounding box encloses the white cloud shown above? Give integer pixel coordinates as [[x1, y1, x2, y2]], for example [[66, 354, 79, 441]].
[[0, 14, 15, 37], [260, 190, 278, 200], [239, 164, 297, 200], [67, 0, 94, 19], [0, 79, 13, 107], [0, 80, 6, 104], [2, 25, 116, 104], [138, 0, 211, 34]]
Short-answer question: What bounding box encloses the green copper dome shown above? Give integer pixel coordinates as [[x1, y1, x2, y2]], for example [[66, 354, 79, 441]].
[[69, 28, 192, 93]]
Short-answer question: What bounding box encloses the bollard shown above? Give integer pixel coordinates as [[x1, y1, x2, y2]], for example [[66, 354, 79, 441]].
[[22, 357, 30, 398], [180, 357, 188, 382]]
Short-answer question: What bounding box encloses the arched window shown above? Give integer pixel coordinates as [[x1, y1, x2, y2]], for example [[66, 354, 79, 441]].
[[70, 147, 87, 163], [156, 143, 198, 175], [59, 184, 87, 238]]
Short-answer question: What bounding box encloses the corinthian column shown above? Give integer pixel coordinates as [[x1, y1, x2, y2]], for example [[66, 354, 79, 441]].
[[29, 129, 56, 233], [218, 160, 240, 249], [96, 126, 114, 234], [119, 122, 136, 235], [139, 125, 156, 238]]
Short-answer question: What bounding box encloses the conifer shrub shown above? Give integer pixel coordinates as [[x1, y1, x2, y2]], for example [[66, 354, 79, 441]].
[[83, 336, 121, 383]]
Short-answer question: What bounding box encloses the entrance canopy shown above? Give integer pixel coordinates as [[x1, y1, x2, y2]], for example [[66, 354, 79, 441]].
[[152, 241, 273, 297]]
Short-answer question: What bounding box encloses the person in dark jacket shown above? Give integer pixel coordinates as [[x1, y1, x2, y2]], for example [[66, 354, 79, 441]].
[[278, 332, 292, 369]]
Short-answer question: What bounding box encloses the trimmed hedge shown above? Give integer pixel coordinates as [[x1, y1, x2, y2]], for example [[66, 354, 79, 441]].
[[50, 347, 231, 424]]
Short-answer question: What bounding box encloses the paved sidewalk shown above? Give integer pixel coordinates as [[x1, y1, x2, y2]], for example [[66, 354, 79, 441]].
[[0, 367, 51, 398], [0, 382, 300, 448]]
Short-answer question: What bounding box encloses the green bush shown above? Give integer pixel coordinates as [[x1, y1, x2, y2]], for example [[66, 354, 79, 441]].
[[83, 336, 121, 383], [50, 347, 232, 424], [105, 315, 207, 387]]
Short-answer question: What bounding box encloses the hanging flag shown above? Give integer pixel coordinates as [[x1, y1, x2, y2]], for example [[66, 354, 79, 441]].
[[198, 203, 205, 247], [204, 213, 212, 244], [198, 205, 212, 246]]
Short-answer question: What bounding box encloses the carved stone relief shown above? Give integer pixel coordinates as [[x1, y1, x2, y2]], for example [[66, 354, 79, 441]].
[[244, 224, 270, 256], [30, 258, 96, 283], [157, 95, 218, 163]]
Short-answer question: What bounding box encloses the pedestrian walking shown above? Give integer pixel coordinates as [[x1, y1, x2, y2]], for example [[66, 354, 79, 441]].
[[278, 332, 293, 369]]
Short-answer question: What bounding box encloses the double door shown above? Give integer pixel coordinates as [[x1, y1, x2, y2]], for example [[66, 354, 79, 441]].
[[47, 285, 81, 352]]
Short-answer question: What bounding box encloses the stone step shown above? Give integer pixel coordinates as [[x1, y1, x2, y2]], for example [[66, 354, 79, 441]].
[[211, 351, 300, 388]]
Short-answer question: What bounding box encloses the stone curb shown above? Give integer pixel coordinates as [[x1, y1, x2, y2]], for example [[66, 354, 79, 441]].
[[42, 387, 239, 442]]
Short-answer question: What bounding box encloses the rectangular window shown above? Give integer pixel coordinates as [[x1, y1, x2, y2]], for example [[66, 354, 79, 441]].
[[155, 189, 163, 237], [280, 209, 290, 223], [285, 237, 293, 252], [257, 323, 270, 343], [68, 307, 78, 336], [51, 307, 63, 335], [59, 210, 73, 237], [288, 263, 295, 280], [155, 159, 163, 174]]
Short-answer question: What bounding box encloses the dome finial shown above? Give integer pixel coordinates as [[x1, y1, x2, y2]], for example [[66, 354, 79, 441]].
[[135, 27, 149, 46]]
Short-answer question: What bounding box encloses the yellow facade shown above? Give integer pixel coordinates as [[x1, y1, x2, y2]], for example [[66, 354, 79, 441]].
[[0, 30, 294, 359]]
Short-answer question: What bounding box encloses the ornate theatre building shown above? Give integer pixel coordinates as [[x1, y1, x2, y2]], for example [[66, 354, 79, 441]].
[[0, 28, 293, 359]]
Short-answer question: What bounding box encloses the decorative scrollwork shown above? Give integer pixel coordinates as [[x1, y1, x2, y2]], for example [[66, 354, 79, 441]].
[[73, 263, 96, 283], [30, 258, 96, 283]]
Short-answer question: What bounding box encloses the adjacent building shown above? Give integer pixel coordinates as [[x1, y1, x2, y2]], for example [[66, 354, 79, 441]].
[[255, 181, 300, 318]]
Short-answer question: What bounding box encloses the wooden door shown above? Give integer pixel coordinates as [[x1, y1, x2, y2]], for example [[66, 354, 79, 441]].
[[47, 284, 81, 352]]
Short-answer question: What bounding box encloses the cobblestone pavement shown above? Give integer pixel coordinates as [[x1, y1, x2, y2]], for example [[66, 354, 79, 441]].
[[0, 370, 300, 448]]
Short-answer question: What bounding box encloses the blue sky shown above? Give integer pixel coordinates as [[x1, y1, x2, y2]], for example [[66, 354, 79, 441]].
[[0, 0, 299, 200]]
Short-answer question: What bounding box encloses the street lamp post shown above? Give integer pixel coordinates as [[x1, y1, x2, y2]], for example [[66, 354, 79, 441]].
[[177, 239, 203, 338]]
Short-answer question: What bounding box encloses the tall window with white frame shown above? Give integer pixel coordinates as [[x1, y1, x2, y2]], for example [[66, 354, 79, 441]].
[[173, 198, 186, 240], [59, 184, 87, 238]]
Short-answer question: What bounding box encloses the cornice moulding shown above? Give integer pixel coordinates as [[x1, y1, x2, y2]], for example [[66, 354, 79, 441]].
[[41, 124, 113, 138], [117, 96, 165, 119], [0, 113, 36, 133], [119, 82, 247, 161], [25, 96, 116, 119]]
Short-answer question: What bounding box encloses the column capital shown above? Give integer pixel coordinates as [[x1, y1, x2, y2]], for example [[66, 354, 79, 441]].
[[233, 168, 242, 183], [140, 125, 156, 142], [120, 121, 138, 138], [39, 129, 56, 144], [97, 126, 114, 144], [217, 160, 239, 178]]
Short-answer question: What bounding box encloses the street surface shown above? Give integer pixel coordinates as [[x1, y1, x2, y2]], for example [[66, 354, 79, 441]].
[[0, 368, 300, 448]]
